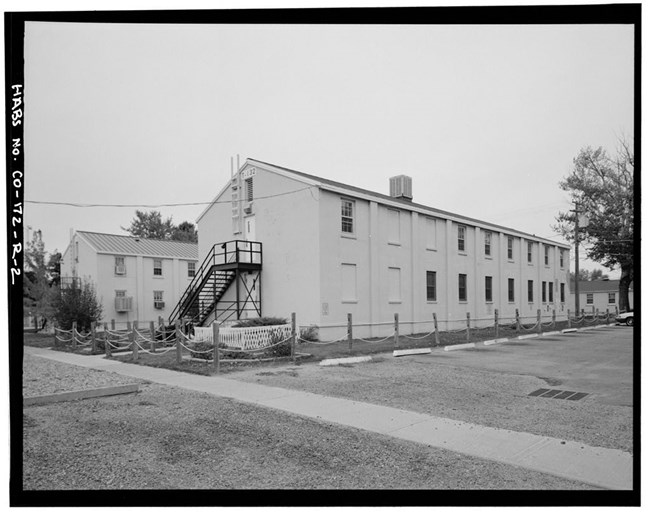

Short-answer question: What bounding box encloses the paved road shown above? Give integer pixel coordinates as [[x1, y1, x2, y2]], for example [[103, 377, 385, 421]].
[[429, 326, 633, 407]]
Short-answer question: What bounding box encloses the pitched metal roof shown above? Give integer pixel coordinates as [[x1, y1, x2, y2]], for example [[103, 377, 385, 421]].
[[569, 280, 633, 294], [248, 158, 570, 249], [77, 231, 198, 260]]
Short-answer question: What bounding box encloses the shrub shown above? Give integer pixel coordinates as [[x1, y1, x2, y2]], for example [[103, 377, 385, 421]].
[[189, 339, 215, 361], [52, 280, 103, 332], [232, 316, 288, 328], [299, 325, 319, 342]]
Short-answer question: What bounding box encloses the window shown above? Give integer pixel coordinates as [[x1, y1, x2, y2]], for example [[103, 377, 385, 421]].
[[153, 290, 164, 309], [560, 283, 565, 303], [542, 282, 547, 303], [544, 246, 550, 266], [527, 242, 533, 263], [426, 271, 437, 302], [188, 262, 196, 278], [560, 251, 564, 268], [484, 232, 492, 257], [458, 226, 466, 252], [528, 280, 534, 303], [507, 237, 514, 260], [115, 256, 126, 275], [608, 292, 616, 304], [153, 259, 162, 276], [115, 290, 126, 297], [341, 199, 354, 234], [388, 209, 400, 244], [425, 217, 437, 249], [245, 177, 254, 202], [508, 278, 515, 303], [485, 276, 493, 303], [341, 264, 357, 302], [586, 293, 594, 305], [389, 267, 401, 303], [458, 274, 467, 302], [548, 282, 553, 303]]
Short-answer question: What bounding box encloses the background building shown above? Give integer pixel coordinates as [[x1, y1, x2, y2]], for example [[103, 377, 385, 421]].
[[188, 158, 571, 339], [569, 280, 633, 314], [60, 231, 198, 325]]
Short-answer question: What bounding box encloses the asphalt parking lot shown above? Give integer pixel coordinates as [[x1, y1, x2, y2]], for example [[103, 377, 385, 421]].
[[433, 326, 633, 407]]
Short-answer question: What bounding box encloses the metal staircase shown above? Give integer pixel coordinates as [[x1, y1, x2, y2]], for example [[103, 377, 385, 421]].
[[169, 240, 262, 326]]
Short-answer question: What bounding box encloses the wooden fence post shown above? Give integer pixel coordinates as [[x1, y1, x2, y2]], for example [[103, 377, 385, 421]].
[[515, 309, 521, 333], [494, 309, 499, 339], [347, 313, 353, 352], [72, 321, 77, 347], [466, 313, 471, 343], [53, 326, 58, 348], [537, 309, 542, 335], [606, 308, 610, 324], [91, 322, 97, 354], [175, 320, 182, 364], [150, 321, 156, 353], [552, 309, 556, 329], [291, 312, 297, 364], [432, 313, 440, 345], [111, 319, 115, 330], [394, 313, 399, 348], [104, 323, 112, 357], [567, 309, 572, 328], [132, 321, 139, 361], [212, 322, 220, 374]]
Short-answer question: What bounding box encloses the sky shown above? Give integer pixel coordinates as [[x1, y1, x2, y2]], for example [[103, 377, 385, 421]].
[[22, 15, 634, 277]]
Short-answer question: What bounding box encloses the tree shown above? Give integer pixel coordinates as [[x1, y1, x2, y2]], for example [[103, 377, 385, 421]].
[[171, 221, 198, 243], [554, 140, 634, 311], [589, 269, 609, 281], [122, 210, 198, 243], [51, 279, 103, 332], [47, 251, 62, 287], [23, 230, 55, 330], [122, 210, 175, 240]]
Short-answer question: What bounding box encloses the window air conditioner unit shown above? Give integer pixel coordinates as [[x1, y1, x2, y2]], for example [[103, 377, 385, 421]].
[[115, 265, 126, 275], [243, 202, 253, 214], [154, 301, 165, 310]]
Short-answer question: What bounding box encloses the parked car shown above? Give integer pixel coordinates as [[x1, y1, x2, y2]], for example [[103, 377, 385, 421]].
[[615, 311, 634, 326]]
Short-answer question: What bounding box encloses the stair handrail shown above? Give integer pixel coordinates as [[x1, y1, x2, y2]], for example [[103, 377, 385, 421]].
[[168, 240, 262, 324]]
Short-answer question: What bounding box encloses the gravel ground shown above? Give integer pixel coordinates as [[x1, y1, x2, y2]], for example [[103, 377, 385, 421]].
[[23, 353, 142, 397], [228, 354, 633, 454], [23, 366, 596, 491]]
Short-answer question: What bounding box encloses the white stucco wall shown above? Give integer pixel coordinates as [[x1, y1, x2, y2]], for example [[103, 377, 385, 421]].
[[197, 162, 321, 327]]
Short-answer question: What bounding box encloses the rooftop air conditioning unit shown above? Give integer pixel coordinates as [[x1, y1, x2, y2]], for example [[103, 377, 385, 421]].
[[389, 175, 413, 201]]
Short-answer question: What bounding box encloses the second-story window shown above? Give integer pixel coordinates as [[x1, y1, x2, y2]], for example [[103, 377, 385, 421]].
[[560, 250, 564, 268], [188, 262, 196, 278], [527, 242, 533, 263], [507, 237, 514, 260], [115, 256, 126, 275], [484, 231, 492, 257], [153, 259, 162, 276], [341, 199, 354, 234], [458, 226, 466, 252], [544, 246, 550, 266]]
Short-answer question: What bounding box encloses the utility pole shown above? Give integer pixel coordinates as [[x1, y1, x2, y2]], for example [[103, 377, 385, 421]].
[[571, 201, 581, 314]]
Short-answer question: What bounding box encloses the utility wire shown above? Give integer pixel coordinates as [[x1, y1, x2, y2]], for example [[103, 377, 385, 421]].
[[25, 186, 316, 208]]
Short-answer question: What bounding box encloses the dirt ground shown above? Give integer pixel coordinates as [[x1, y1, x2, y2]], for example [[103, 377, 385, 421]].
[[228, 326, 634, 453]]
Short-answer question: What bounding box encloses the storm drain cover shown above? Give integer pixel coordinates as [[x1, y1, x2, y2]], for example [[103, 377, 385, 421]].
[[528, 388, 589, 401]]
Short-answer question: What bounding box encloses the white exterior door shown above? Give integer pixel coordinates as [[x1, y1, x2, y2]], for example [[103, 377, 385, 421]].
[[244, 216, 256, 242]]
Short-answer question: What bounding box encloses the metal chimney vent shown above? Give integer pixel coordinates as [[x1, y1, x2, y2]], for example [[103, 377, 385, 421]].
[[389, 175, 413, 201]]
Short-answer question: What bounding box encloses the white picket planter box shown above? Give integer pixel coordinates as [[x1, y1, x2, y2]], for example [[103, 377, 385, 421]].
[[192, 324, 292, 350]]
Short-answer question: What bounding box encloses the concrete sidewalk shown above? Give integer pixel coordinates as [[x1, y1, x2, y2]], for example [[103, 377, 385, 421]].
[[23, 346, 633, 490]]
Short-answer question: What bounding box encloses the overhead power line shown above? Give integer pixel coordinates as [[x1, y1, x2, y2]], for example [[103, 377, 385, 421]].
[[25, 186, 316, 208]]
